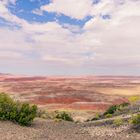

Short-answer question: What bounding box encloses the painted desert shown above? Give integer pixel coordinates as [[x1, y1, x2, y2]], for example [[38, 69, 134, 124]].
[[0, 73, 140, 111], [1, 74, 140, 140]]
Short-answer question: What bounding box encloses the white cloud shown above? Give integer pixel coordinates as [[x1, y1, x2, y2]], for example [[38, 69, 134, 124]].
[[41, 0, 93, 19], [0, 0, 140, 75], [0, 0, 17, 5], [0, 1, 27, 26], [0, 51, 22, 59], [78, 0, 140, 69], [32, 9, 43, 16]]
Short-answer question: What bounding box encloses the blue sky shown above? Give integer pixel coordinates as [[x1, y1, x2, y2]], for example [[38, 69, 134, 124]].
[[0, 0, 140, 76], [8, 0, 94, 27]]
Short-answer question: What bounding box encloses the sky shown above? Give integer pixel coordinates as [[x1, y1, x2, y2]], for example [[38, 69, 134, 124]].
[[0, 0, 140, 76]]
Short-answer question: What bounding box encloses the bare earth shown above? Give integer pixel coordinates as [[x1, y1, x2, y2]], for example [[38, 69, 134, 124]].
[[1, 74, 140, 112], [0, 74, 140, 140], [0, 118, 140, 140]]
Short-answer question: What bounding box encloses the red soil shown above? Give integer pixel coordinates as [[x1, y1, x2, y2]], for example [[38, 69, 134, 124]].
[[0, 75, 139, 111]]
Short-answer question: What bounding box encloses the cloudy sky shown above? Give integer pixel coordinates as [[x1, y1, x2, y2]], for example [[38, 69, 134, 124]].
[[0, 0, 140, 76]]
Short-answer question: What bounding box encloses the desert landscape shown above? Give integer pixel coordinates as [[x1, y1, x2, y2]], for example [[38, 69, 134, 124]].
[[0, 73, 140, 111], [1, 74, 140, 140], [1, 0, 140, 139]]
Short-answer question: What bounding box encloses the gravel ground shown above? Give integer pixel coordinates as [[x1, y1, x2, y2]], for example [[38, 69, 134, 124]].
[[82, 124, 140, 140], [0, 119, 92, 140], [0, 118, 140, 140]]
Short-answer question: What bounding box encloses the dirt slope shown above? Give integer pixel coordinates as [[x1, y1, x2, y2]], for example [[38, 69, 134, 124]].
[[0, 119, 92, 140], [0, 117, 140, 140]]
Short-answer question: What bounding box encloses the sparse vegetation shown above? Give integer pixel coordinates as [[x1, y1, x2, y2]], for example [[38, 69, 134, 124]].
[[0, 92, 37, 126], [103, 102, 130, 116], [54, 111, 73, 122], [119, 102, 130, 108], [130, 114, 140, 126], [90, 102, 131, 121], [128, 96, 140, 103], [113, 118, 123, 126], [104, 105, 118, 115], [105, 113, 113, 118], [37, 109, 50, 119], [91, 113, 101, 121]]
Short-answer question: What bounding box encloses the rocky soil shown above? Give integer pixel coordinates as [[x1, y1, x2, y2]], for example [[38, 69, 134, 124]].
[[82, 124, 140, 140], [0, 118, 140, 140]]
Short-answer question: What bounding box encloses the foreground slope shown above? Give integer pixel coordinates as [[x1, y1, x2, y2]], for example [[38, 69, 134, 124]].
[[0, 119, 92, 140], [0, 117, 140, 140]]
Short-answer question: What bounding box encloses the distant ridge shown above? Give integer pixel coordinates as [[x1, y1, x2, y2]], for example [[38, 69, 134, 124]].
[[0, 73, 140, 79]]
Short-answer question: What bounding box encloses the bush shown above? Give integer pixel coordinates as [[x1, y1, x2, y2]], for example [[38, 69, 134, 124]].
[[104, 105, 118, 115], [113, 118, 123, 126], [105, 113, 112, 118], [130, 114, 140, 126], [54, 111, 73, 122], [119, 102, 130, 108], [104, 103, 130, 116], [91, 113, 100, 121], [128, 96, 140, 103], [16, 103, 37, 126], [0, 93, 37, 126], [0, 93, 15, 120]]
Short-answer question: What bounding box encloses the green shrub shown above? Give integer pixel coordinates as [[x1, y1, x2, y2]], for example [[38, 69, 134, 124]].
[[0, 93, 37, 126], [104, 105, 118, 115], [105, 113, 112, 118], [54, 111, 73, 122], [91, 113, 100, 121], [16, 103, 37, 126], [0, 93, 15, 120], [113, 118, 123, 126], [119, 102, 130, 108], [104, 102, 130, 116], [130, 114, 140, 126]]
